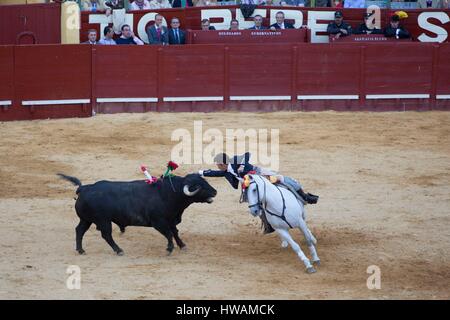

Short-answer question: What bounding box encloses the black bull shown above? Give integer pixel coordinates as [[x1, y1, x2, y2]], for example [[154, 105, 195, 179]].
[[58, 173, 217, 255]]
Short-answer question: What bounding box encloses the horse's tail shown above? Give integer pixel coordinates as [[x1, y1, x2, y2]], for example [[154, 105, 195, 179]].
[[57, 173, 83, 194]]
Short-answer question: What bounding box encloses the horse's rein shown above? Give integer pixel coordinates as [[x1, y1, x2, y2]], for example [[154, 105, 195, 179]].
[[250, 175, 293, 228]]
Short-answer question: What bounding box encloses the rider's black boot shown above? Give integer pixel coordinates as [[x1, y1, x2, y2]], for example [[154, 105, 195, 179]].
[[260, 214, 275, 234], [296, 188, 319, 204]]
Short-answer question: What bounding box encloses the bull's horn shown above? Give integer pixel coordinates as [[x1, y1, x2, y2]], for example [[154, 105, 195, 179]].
[[183, 185, 200, 196]]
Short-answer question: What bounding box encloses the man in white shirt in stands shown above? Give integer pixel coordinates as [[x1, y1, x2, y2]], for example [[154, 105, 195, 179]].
[[149, 0, 172, 8], [98, 26, 117, 45], [129, 0, 151, 10]]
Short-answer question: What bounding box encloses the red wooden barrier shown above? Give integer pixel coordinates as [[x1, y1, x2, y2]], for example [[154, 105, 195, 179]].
[[1, 42, 450, 122], [158, 45, 225, 112], [435, 42, 450, 111], [0, 46, 14, 109], [10, 44, 92, 120], [0, 3, 61, 45], [187, 29, 308, 45], [364, 43, 434, 111], [93, 45, 158, 113], [296, 43, 361, 111]]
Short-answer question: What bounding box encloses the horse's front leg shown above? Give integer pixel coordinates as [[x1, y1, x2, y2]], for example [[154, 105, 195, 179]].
[[275, 228, 316, 274]]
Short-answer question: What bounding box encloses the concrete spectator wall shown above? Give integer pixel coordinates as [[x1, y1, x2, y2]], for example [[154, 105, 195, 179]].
[[1, 42, 449, 121]]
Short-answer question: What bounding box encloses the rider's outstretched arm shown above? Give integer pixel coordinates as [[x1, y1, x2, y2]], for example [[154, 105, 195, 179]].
[[198, 169, 226, 177]]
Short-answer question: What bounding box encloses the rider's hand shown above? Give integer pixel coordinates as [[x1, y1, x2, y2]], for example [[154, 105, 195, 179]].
[[198, 170, 204, 176]]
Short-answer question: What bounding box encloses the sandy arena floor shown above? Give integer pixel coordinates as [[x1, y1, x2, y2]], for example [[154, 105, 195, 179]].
[[0, 111, 449, 299]]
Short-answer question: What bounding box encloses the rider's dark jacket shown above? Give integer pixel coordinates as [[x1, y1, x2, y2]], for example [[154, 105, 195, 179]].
[[202, 152, 255, 189]]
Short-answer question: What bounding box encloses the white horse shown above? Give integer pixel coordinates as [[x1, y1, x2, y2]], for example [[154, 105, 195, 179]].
[[244, 174, 320, 273]]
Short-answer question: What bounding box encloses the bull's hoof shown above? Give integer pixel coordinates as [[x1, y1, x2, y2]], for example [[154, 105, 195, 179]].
[[306, 266, 317, 274], [313, 260, 321, 266], [77, 249, 86, 255], [116, 250, 124, 256]]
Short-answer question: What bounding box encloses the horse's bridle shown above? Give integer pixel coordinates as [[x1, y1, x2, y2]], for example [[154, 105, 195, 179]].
[[245, 175, 293, 228]]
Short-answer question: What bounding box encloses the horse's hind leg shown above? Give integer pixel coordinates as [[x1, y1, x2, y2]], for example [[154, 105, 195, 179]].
[[275, 228, 316, 274], [298, 219, 320, 266]]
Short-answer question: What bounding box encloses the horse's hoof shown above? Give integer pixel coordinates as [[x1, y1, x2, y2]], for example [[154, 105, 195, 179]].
[[306, 267, 316, 274], [313, 260, 321, 266], [281, 241, 288, 248], [77, 249, 86, 255], [180, 246, 187, 251], [116, 250, 124, 256], [166, 250, 173, 256]]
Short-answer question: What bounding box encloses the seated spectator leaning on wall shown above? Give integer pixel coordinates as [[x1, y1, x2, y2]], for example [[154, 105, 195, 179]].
[[270, 11, 295, 30], [149, 0, 172, 8], [168, 17, 186, 44], [327, 11, 352, 39], [98, 26, 117, 45], [230, 19, 240, 31], [147, 14, 169, 45], [116, 24, 145, 44], [355, 12, 382, 34], [249, 15, 267, 30], [418, 0, 443, 8], [83, 29, 98, 44], [280, 0, 306, 6], [384, 14, 410, 39], [129, 0, 151, 9], [82, 0, 107, 11], [172, 0, 194, 7], [201, 19, 216, 30]]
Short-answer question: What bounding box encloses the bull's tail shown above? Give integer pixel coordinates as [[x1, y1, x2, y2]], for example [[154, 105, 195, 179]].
[[57, 173, 83, 195]]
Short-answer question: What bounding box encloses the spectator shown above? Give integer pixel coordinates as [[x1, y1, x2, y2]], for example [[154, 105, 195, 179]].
[[98, 26, 117, 45], [201, 19, 216, 30], [105, 0, 124, 9], [248, 15, 267, 30], [355, 12, 382, 34], [270, 11, 295, 30], [104, 0, 125, 33], [326, 11, 352, 38], [342, 0, 364, 7], [83, 29, 98, 44], [280, 0, 306, 6], [172, 0, 194, 7], [168, 17, 186, 45], [81, 0, 107, 11], [304, 0, 330, 6], [116, 24, 145, 45], [240, 0, 265, 4], [149, 0, 172, 9], [263, 0, 281, 4], [417, 0, 444, 8], [229, 19, 240, 31], [384, 14, 410, 39], [147, 14, 169, 45], [194, 0, 218, 5], [129, 0, 151, 10]]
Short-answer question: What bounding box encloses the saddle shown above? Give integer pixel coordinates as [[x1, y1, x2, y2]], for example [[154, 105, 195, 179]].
[[273, 182, 307, 205]]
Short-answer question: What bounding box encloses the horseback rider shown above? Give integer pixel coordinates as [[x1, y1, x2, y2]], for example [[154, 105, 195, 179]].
[[198, 152, 319, 234]]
